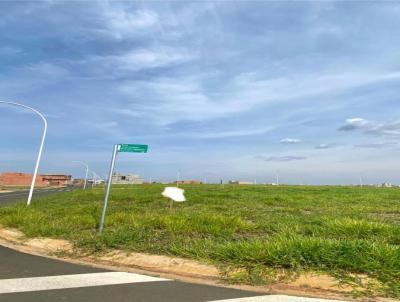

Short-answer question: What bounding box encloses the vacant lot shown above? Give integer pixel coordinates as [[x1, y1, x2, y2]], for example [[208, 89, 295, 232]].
[[0, 185, 399, 297]]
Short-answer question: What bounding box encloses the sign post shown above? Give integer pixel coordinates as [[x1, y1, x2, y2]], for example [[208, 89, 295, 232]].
[[98, 144, 148, 235]]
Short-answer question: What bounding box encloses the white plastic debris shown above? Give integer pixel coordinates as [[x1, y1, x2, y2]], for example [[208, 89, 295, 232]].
[[161, 187, 186, 202]]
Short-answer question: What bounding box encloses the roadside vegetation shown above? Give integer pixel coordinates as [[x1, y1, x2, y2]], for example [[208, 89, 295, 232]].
[[0, 186, 30, 192], [0, 184, 399, 298]]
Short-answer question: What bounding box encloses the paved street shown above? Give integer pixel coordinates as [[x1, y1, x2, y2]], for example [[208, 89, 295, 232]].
[[0, 245, 258, 302], [0, 245, 347, 302], [0, 187, 75, 206]]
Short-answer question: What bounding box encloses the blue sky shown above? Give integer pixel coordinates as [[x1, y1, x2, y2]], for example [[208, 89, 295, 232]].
[[1, 1, 400, 184]]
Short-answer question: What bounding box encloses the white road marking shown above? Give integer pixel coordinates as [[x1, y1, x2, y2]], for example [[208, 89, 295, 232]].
[[207, 295, 348, 302], [0, 272, 168, 294]]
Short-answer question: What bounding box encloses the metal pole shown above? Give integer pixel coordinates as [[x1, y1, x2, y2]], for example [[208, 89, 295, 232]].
[[84, 166, 88, 189], [90, 170, 103, 185], [72, 161, 89, 190], [91, 171, 96, 188], [99, 144, 118, 235], [176, 171, 180, 187], [0, 100, 47, 206]]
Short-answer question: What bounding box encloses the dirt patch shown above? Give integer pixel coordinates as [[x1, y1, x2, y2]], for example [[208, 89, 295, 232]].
[[96, 250, 219, 279], [0, 226, 396, 301], [0, 227, 72, 253], [25, 238, 73, 253], [0, 228, 24, 242], [289, 272, 354, 292]]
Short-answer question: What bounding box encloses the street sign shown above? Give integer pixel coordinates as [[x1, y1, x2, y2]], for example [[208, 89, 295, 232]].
[[99, 143, 148, 235], [117, 144, 148, 153]]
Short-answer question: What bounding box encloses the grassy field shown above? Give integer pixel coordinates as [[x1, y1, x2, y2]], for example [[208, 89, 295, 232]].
[[0, 184, 399, 297]]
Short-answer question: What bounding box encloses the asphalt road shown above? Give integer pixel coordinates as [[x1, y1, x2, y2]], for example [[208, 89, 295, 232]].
[[0, 245, 262, 302], [0, 245, 347, 302], [0, 187, 75, 206]]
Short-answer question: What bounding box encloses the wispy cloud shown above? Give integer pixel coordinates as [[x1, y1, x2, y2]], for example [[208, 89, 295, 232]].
[[314, 143, 339, 149], [75, 48, 193, 77], [256, 155, 307, 162], [191, 126, 275, 139], [96, 3, 159, 40], [355, 142, 398, 149], [280, 138, 302, 144], [339, 118, 400, 136]]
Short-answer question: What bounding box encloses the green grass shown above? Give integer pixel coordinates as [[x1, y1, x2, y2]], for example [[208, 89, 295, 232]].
[[0, 184, 399, 297]]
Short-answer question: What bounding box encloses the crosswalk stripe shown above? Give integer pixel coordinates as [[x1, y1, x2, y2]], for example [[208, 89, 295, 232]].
[[0, 272, 168, 294], [207, 295, 348, 302]]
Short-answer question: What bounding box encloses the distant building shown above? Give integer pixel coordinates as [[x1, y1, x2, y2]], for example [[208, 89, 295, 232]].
[[112, 173, 143, 184], [175, 180, 202, 185], [0, 172, 71, 187], [229, 180, 254, 185], [72, 179, 86, 186], [381, 182, 392, 188], [41, 174, 72, 186]]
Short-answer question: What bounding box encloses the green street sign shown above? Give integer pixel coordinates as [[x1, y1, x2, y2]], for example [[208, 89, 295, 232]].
[[117, 144, 148, 153]]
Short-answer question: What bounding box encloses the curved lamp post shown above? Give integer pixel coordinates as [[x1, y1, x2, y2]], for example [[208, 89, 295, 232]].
[[72, 161, 89, 189], [89, 170, 103, 187], [0, 100, 47, 206]]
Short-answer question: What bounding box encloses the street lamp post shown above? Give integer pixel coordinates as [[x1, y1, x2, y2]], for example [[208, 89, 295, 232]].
[[0, 100, 47, 206], [72, 161, 89, 189], [91, 171, 95, 188], [90, 170, 103, 187], [89, 170, 104, 187]]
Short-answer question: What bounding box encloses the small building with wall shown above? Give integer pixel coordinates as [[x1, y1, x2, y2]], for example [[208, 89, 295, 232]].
[[41, 175, 72, 186], [0, 172, 71, 187], [112, 173, 143, 184]]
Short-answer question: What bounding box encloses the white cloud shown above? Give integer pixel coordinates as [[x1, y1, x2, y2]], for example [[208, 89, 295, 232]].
[[100, 5, 159, 39], [339, 118, 400, 136], [314, 143, 338, 149], [338, 118, 369, 131], [79, 48, 193, 75], [280, 138, 302, 144], [191, 126, 275, 139], [256, 155, 307, 162], [115, 49, 192, 71]]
